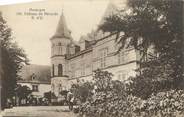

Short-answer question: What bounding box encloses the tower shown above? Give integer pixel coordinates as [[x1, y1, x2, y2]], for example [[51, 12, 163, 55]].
[[50, 12, 72, 98]]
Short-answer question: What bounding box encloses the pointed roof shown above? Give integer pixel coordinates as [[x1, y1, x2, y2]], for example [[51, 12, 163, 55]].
[[51, 12, 72, 40]]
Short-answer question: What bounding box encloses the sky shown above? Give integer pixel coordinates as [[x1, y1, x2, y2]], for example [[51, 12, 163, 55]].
[[0, 0, 124, 65]]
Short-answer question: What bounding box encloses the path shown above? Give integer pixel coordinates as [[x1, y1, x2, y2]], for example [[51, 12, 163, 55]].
[[0, 106, 78, 117]]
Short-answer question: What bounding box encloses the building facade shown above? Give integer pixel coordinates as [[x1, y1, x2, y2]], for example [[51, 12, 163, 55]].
[[50, 3, 140, 100], [18, 64, 51, 98]]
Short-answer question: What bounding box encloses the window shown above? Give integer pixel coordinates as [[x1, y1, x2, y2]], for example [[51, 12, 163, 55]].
[[52, 64, 55, 77], [118, 50, 128, 64], [81, 62, 85, 76], [100, 48, 108, 68], [141, 51, 159, 63], [31, 73, 36, 80], [52, 44, 55, 56], [59, 46, 62, 55], [70, 63, 75, 78], [32, 85, 38, 92], [58, 64, 63, 76], [58, 42, 61, 46], [57, 42, 62, 55]]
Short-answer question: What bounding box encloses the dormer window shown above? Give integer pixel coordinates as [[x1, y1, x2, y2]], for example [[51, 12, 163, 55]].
[[31, 73, 36, 80], [58, 42, 61, 46]]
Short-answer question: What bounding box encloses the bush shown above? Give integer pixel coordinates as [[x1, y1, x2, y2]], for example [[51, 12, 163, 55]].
[[74, 69, 184, 117], [71, 80, 94, 103], [145, 90, 184, 116], [79, 90, 184, 117], [126, 76, 174, 99]]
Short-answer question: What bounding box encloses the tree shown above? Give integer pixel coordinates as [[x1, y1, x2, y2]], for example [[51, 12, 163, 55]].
[[71, 81, 94, 103], [16, 84, 32, 105], [99, 0, 183, 89], [44, 91, 52, 102], [0, 12, 29, 109], [93, 69, 113, 93]]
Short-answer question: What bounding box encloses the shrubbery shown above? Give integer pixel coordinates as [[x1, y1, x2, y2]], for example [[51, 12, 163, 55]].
[[74, 69, 184, 117], [78, 90, 184, 117], [71, 80, 94, 103]]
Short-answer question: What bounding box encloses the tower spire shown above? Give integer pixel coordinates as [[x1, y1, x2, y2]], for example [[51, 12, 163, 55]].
[[61, 4, 64, 15], [51, 10, 71, 40]]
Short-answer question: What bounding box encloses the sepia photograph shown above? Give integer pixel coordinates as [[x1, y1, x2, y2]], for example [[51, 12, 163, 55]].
[[0, 0, 183, 116]]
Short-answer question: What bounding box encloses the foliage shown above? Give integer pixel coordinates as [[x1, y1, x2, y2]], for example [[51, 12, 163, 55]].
[[78, 69, 128, 117], [71, 80, 94, 103], [77, 70, 184, 117], [79, 90, 184, 117], [93, 69, 113, 93], [145, 90, 184, 117], [0, 12, 29, 109], [15, 84, 32, 104], [44, 91, 52, 102], [126, 59, 175, 99], [71, 69, 114, 104], [99, 0, 183, 88], [127, 76, 173, 99]]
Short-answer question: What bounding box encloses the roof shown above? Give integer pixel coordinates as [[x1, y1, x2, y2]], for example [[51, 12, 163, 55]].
[[65, 2, 119, 59], [18, 64, 51, 84], [51, 13, 72, 40], [66, 47, 93, 60]]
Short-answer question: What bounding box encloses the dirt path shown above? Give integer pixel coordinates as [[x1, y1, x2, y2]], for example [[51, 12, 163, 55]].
[[1, 106, 79, 117]]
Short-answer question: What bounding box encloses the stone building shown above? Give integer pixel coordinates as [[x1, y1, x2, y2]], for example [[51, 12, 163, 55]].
[[18, 64, 51, 99], [50, 3, 140, 100]]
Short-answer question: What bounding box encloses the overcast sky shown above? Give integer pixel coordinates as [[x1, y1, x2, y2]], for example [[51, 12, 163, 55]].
[[0, 0, 124, 65]]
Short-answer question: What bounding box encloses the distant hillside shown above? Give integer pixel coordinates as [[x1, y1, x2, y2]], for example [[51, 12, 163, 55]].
[[18, 64, 51, 83]]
